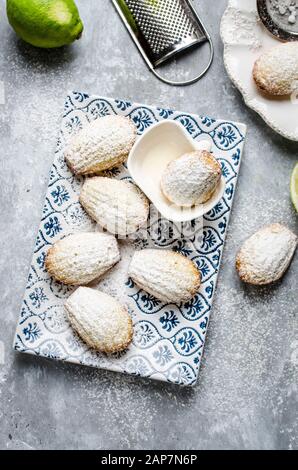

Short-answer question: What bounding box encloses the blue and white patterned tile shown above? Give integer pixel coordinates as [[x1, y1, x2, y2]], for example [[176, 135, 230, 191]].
[[14, 92, 246, 386]]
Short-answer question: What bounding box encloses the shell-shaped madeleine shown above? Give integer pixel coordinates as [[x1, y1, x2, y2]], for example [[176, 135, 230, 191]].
[[236, 224, 297, 285], [161, 150, 222, 207], [253, 42, 298, 96], [128, 249, 201, 303], [45, 232, 120, 285], [80, 177, 149, 237], [65, 115, 137, 175], [65, 287, 133, 353]]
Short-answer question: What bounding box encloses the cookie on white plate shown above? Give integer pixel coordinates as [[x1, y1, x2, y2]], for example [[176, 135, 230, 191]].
[[45, 232, 120, 285], [253, 42, 298, 96], [128, 249, 201, 303], [80, 177, 149, 237], [65, 115, 137, 175], [65, 287, 133, 353], [161, 150, 222, 207], [236, 223, 297, 285]]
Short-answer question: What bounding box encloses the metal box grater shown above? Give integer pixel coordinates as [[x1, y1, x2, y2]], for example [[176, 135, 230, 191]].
[[112, 0, 213, 86]]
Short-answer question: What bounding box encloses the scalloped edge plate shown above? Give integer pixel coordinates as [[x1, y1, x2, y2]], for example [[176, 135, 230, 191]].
[[221, 0, 298, 142]]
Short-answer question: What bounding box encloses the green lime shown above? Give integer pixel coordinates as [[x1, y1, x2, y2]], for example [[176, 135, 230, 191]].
[[290, 163, 298, 212], [7, 0, 83, 48]]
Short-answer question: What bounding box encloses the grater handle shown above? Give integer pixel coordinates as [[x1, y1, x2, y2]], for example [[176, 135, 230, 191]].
[[151, 35, 214, 86]]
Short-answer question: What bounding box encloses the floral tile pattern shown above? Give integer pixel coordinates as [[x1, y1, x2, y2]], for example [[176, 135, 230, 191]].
[[14, 92, 246, 386]]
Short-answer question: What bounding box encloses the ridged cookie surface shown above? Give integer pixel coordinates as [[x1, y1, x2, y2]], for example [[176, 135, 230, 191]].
[[80, 177, 149, 236], [46, 232, 120, 285], [253, 42, 298, 96], [65, 115, 137, 175], [236, 224, 297, 285], [128, 249, 201, 303], [161, 151, 222, 207], [65, 287, 133, 353]]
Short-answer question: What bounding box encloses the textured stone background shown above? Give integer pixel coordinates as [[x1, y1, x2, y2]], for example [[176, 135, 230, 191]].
[[0, 0, 297, 450]]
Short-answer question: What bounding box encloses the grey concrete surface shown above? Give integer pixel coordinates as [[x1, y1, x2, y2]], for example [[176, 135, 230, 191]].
[[0, 0, 297, 451]]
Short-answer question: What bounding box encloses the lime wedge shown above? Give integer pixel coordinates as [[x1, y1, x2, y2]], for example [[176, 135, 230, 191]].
[[290, 163, 298, 212]]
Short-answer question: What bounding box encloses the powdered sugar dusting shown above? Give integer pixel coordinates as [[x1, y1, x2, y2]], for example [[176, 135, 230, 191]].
[[254, 42, 298, 96], [236, 223, 297, 284], [161, 150, 221, 207], [221, 6, 262, 50]]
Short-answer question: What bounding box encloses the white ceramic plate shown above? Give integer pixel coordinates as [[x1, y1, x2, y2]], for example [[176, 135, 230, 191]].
[[128, 121, 226, 223], [221, 0, 298, 141]]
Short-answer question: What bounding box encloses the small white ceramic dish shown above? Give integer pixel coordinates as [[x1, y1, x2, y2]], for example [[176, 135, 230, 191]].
[[128, 120, 226, 223], [221, 0, 298, 142]]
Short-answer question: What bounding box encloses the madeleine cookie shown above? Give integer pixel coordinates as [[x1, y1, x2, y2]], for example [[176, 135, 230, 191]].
[[128, 249, 201, 303], [65, 115, 137, 175], [45, 232, 120, 285], [65, 287, 133, 353], [80, 177, 149, 237], [161, 150, 222, 207], [253, 42, 298, 96], [236, 224, 297, 285]]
